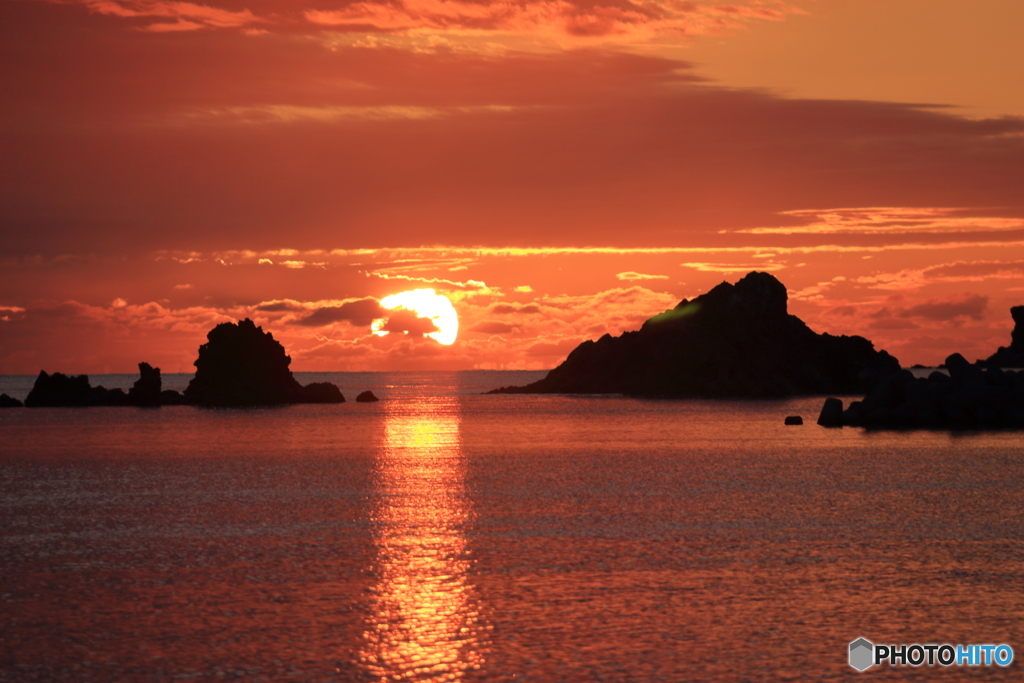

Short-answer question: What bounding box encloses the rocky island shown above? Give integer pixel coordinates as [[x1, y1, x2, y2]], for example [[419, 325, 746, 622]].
[[184, 318, 344, 406], [491, 271, 899, 398]]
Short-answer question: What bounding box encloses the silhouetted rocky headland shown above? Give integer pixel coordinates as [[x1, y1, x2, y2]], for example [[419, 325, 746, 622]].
[[980, 306, 1024, 368], [184, 318, 344, 406], [490, 272, 900, 398], [818, 353, 1024, 429]]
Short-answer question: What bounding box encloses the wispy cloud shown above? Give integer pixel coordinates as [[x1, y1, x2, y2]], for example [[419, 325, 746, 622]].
[[81, 0, 262, 31], [680, 262, 785, 273], [734, 207, 1024, 235], [304, 0, 804, 44], [616, 271, 669, 280]]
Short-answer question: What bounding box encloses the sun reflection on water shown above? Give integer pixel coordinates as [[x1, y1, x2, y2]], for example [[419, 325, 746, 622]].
[[358, 398, 489, 681]]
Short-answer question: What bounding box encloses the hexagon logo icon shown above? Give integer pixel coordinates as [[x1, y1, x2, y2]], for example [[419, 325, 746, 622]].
[[849, 638, 874, 671]]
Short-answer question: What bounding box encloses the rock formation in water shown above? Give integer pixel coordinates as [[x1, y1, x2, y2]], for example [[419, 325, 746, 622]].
[[161, 389, 187, 405], [183, 318, 345, 406], [356, 390, 379, 403], [817, 397, 844, 427], [981, 306, 1024, 368], [490, 272, 900, 398], [818, 353, 1024, 429], [24, 371, 129, 407], [298, 382, 346, 404], [128, 362, 162, 406], [0, 393, 24, 408]]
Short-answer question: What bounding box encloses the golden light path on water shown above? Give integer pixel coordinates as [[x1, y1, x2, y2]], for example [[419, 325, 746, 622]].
[[372, 289, 459, 346], [357, 397, 489, 681]]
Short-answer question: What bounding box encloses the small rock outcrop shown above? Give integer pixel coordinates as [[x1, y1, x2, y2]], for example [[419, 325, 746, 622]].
[[982, 306, 1024, 368], [0, 393, 24, 408], [818, 353, 1024, 429], [784, 415, 803, 425], [184, 318, 344, 406], [298, 382, 346, 404], [817, 397, 844, 427], [356, 390, 379, 403], [161, 390, 187, 405], [128, 362, 162, 406], [25, 371, 129, 407], [490, 272, 900, 398]]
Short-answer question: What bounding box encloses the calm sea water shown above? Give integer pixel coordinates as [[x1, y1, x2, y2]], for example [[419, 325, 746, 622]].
[[2, 371, 1022, 682]]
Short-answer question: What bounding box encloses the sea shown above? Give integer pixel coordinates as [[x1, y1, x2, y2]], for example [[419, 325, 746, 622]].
[[2, 370, 1022, 682]]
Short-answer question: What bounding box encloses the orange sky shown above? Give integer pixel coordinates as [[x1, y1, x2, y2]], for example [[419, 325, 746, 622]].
[[2, 0, 1023, 373]]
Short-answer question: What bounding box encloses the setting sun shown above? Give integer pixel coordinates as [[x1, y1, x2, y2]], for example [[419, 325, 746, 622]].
[[372, 289, 459, 346]]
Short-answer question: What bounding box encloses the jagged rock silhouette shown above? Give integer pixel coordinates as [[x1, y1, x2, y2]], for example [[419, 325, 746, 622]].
[[184, 318, 344, 406], [491, 271, 899, 398], [982, 306, 1024, 368]]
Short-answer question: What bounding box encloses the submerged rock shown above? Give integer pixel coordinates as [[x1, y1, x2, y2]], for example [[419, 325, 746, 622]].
[[0, 393, 23, 408], [819, 353, 1024, 429], [355, 390, 379, 403], [490, 272, 899, 398], [184, 318, 344, 406]]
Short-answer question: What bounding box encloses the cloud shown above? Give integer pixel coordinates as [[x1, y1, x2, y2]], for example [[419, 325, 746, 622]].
[[295, 298, 385, 326], [869, 294, 988, 322], [616, 271, 669, 280], [855, 260, 1024, 291], [81, 0, 261, 31], [255, 300, 306, 312], [681, 262, 785, 273], [303, 0, 803, 45], [823, 304, 858, 317], [491, 303, 541, 315], [524, 337, 582, 358], [923, 260, 1024, 281], [868, 318, 920, 330], [737, 207, 1024, 235], [902, 294, 989, 322], [469, 320, 517, 334], [368, 272, 492, 292], [378, 308, 440, 336]]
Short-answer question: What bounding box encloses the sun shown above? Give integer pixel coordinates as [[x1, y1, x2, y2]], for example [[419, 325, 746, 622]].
[[371, 289, 459, 346]]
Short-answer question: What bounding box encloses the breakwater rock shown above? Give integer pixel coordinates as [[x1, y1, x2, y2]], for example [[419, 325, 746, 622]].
[[818, 353, 1024, 429], [490, 272, 899, 398]]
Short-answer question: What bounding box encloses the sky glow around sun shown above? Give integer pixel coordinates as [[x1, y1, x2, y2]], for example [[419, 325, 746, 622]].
[[372, 289, 459, 346], [1, 0, 1023, 373]]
